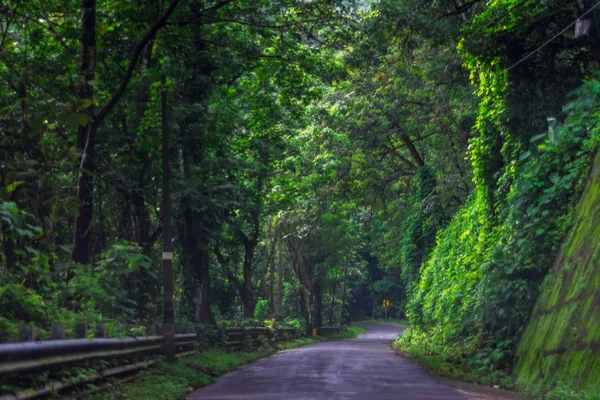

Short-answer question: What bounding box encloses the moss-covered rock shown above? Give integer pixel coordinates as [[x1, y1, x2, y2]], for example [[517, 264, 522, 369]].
[[515, 151, 600, 394]]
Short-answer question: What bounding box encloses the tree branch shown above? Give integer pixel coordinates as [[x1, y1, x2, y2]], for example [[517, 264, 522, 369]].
[[94, 0, 180, 126], [213, 245, 243, 294]]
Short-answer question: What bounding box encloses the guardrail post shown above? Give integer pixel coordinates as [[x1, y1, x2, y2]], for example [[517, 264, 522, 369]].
[[75, 323, 88, 338], [95, 324, 107, 338], [147, 324, 157, 336], [52, 324, 66, 340], [19, 323, 35, 342]]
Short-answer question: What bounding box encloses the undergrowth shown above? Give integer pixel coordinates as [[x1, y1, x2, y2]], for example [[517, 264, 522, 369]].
[[392, 330, 600, 400], [89, 351, 267, 400]]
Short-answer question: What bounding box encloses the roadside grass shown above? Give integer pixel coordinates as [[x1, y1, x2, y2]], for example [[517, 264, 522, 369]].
[[358, 318, 408, 325], [276, 336, 318, 350], [326, 325, 365, 340], [391, 335, 600, 400], [89, 326, 364, 400], [89, 351, 268, 400], [519, 385, 600, 400]]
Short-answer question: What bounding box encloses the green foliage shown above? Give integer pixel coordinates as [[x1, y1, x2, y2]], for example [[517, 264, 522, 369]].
[[399, 166, 448, 298], [324, 326, 365, 340], [253, 299, 270, 321], [90, 351, 268, 400], [400, 77, 600, 378], [521, 384, 600, 400], [3, 0, 600, 395], [392, 327, 514, 387]]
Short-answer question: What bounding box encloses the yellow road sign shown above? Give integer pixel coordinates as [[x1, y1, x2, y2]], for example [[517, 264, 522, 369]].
[[383, 299, 390, 308]]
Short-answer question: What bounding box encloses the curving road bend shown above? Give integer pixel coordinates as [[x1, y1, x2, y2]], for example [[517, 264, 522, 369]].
[[186, 323, 471, 400]]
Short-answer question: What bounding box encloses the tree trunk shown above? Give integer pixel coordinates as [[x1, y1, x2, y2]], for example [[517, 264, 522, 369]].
[[0, 217, 16, 270], [400, 134, 425, 167], [132, 190, 155, 317], [328, 279, 337, 325], [19, 71, 29, 153], [71, 0, 97, 266], [340, 263, 349, 324], [161, 74, 175, 362], [305, 288, 313, 335], [242, 243, 256, 318], [313, 281, 322, 329], [298, 289, 309, 334], [197, 249, 214, 323], [184, 207, 214, 324], [267, 222, 275, 316], [275, 238, 284, 319]]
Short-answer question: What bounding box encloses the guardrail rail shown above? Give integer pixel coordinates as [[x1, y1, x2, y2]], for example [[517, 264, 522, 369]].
[[0, 322, 321, 399]]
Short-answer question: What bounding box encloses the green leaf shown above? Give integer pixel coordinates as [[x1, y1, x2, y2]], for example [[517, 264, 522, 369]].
[[78, 113, 90, 127], [519, 151, 531, 161], [530, 133, 546, 143], [6, 181, 25, 193], [79, 98, 93, 109]]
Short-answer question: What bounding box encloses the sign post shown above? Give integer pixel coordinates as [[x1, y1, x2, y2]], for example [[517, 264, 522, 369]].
[[383, 299, 390, 320]]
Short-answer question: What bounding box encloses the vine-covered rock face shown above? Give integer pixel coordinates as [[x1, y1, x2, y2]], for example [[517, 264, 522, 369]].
[[516, 151, 600, 393]]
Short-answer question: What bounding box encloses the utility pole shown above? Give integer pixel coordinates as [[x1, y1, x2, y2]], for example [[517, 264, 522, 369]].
[[161, 73, 175, 362]]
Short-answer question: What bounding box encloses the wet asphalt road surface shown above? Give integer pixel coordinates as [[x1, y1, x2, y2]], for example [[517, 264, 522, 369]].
[[186, 323, 468, 400]]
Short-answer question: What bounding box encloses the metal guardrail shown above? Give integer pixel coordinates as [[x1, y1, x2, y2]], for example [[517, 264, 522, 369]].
[[221, 326, 299, 349], [0, 324, 305, 400], [0, 334, 197, 375], [0, 324, 345, 399]]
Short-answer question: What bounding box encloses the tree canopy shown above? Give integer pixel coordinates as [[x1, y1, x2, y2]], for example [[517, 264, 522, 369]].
[[2, 0, 600, 391]]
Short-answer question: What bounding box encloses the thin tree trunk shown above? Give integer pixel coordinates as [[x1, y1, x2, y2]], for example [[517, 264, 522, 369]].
[[267, 220, 275, 315], [133, 190, 154, 317], [19, 71, 29, 153], [275, 237, 283, 319], [71, 0, 97, 266], [242, 243, 256, 318], [184, 207, 213, 324], [161, 74, 175, 362], [328, 280, 337, 325], [313, 281, 322, 329], [306, 288, 313, 335], [198, 249, 214, 323], [0, 216, 16, 269], [340, 263, 349, 324], [400, 134, 425, 167]]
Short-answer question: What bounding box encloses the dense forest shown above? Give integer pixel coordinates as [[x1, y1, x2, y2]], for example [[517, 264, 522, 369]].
[[2, 0, 600, 397]]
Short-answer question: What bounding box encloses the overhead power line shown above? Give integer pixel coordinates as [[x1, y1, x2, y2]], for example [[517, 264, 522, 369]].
[[403, 0, 600, 127], [507, 0, 600, 71]]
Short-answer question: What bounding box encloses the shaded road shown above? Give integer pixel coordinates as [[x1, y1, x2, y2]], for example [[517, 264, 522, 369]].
[[187, 323, 469, 400]]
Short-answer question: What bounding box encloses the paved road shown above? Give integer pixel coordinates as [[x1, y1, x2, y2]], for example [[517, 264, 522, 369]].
[[187, 323, 469, 400]]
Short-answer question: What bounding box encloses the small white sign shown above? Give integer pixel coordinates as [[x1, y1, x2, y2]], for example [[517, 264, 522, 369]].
[[162, 252, 173, 260]]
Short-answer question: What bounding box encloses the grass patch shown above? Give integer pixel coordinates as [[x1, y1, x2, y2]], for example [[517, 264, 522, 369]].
[[519, 384, 600, 400], [391, 330, 515, 389], [277, 326, 365, 350], [277, 336, 319, 350], [89, 351, 268, 400], [89, 326, 363, 400], [392, 329, 600, 400], [358, 318, 408, 325], [326, 325, 365, 340]]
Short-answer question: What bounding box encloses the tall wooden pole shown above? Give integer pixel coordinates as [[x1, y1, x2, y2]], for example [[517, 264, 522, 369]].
[[161, 73, 175, 362]]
